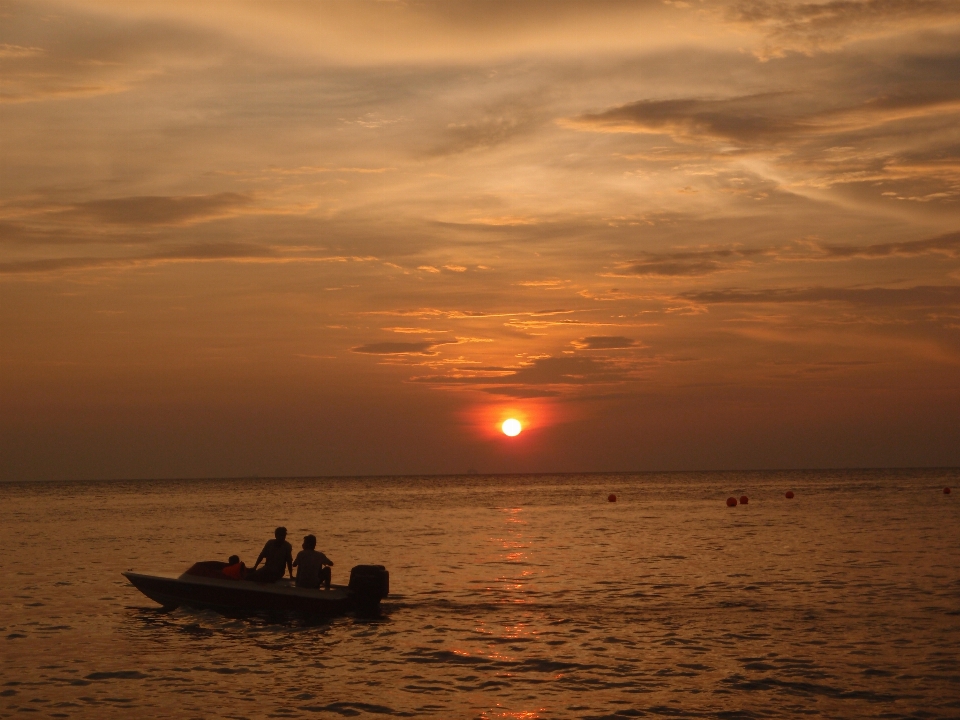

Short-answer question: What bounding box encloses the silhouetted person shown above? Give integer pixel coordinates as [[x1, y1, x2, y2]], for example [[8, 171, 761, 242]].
[[249, 527, 293, 583], [222, 554, 246, 580], [293, 534, 333, 589]]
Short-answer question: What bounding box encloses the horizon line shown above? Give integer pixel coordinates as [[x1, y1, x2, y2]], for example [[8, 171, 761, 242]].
[[3, 465, 959, 484]]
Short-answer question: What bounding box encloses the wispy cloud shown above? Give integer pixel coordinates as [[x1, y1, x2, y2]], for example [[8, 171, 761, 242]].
[[726, 0, 960, 58], [382, 327, 438, 334], [352, 341, 452, 356], [0, 5, 221, 103], [685, 285, 960, 307], [430, 111, 543, 156], [610, 233, 960, 277], [63, 193, 254, 226], [571, 335, 640, 350], [815, 232, 960, 259], [614, 247, 773, 277], [566, 90, 960, 144], [414, 355, 641, 397], [0, 243, 379, 275]]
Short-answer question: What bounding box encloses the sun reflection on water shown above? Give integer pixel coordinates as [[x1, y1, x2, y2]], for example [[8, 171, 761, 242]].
[[490, 507, 536, 602], [478, 707, 547, 720]]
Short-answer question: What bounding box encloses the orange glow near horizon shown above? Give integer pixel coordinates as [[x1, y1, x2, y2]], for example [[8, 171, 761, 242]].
[[463, 401, 559, 441]]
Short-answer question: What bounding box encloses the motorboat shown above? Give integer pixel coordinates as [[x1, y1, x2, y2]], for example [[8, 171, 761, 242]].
[[123, 561, 389, 616]]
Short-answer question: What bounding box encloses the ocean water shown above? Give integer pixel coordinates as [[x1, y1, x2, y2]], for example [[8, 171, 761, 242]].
[[1, 470, 958, 719]]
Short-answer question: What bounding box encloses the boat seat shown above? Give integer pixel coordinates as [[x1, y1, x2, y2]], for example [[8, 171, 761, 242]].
[[183, 560, 230, 578]]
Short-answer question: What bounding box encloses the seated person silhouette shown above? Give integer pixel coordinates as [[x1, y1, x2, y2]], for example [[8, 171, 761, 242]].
[[293, 534, 333, 589], [248, 527, 293, 583], [222, 555, 246, 580]]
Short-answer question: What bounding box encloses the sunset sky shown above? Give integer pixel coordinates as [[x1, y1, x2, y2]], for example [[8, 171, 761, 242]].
[[2, 0, 959, 480]]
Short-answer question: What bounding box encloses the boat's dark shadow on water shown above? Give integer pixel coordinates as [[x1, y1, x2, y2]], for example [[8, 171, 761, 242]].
[[125, 602, 392, 635]]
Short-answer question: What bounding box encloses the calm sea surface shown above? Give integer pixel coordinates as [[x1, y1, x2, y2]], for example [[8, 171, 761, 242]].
[[2, 470, 958, 719]]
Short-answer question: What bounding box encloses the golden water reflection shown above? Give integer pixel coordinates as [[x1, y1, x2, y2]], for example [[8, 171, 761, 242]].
[[471, 506, 546, 672], [478, 707, 547, 720], [489, 507, 534, 602]]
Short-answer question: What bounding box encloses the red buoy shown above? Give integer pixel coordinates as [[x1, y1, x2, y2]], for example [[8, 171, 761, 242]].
[[785, 491, 795, 499], [608, 493, 617, 502], [945, 487, 952, 495], [726, 497, 738, 507], [739, 495, 749, 505]]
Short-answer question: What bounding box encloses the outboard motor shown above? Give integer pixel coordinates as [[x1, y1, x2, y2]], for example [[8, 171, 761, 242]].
[[348, 565, 389, 610]]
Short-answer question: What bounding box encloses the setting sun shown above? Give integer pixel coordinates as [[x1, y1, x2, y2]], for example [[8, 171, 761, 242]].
[[502, 418, 522, 437]]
